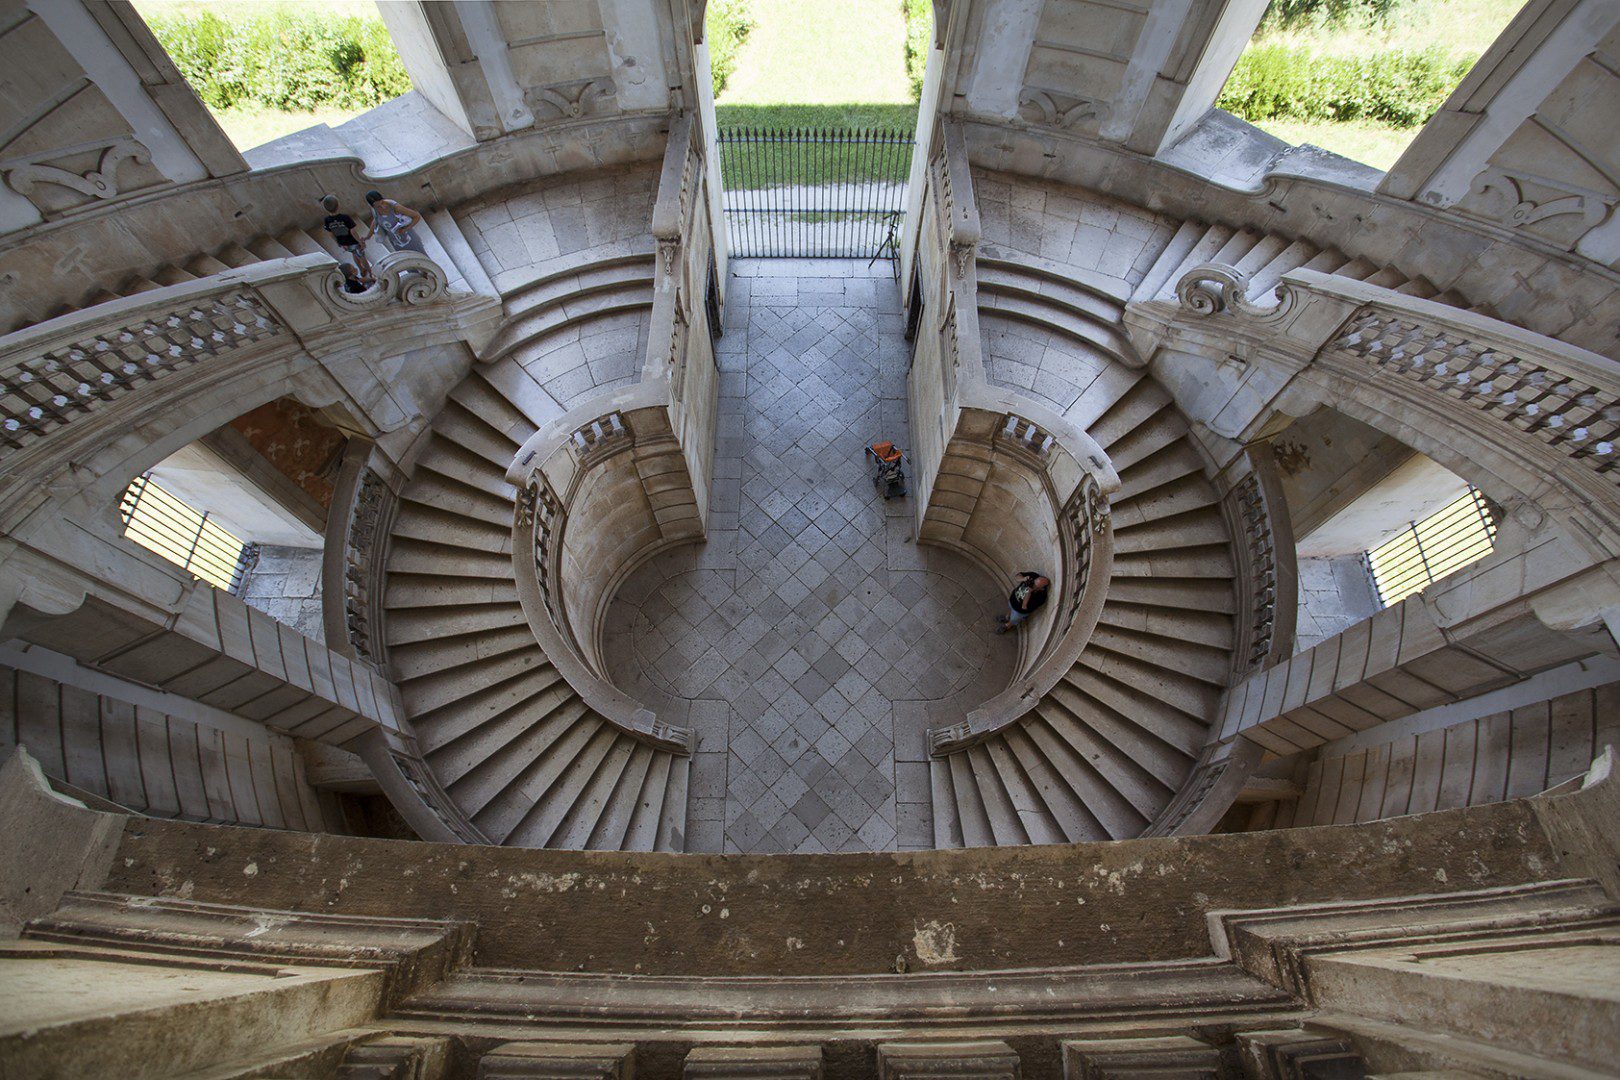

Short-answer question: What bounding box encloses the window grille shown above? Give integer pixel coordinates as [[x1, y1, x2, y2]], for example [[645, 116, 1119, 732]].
[[1364, 486, 1497, 607], [119, 473, 256, 594]]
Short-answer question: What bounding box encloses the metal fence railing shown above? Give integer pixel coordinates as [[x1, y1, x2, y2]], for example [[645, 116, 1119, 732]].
[[1365, 486, 1498, 607], [717, 126, 914, 259], [119, 473, 256, 594]]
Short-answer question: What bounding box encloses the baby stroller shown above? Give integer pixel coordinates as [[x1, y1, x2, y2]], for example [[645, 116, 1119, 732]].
[[866, 440, 908, 499]]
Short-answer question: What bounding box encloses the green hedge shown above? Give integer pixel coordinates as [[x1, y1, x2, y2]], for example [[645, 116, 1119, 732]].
[[147, 11, 410, 112], [1217, 42, 1473, 127], [706, 0, 755, 98], [902, 0, 932, 101]]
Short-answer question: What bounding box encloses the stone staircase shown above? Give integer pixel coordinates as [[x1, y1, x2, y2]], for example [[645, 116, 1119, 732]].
[[380, 244, 689, 850], [1132, 221, 1497, 316], [927, 259, 1238, 847]]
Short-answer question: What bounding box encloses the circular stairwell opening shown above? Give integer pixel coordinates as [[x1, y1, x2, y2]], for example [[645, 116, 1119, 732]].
[[600, 259, 1017, 854]]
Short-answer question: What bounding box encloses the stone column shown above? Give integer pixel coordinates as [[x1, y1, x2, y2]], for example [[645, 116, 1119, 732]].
[[374, 0, 534, 140]]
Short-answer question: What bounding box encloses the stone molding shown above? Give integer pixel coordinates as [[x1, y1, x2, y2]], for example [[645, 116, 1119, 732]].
[[479, 1040, 634, 1079], [878, 1040, 1021, 1078], [1061, 1034, 1223, 1079], [24, 889, 475, 1005], [683, 1046, 822, 1079], [1205, 878, 1620, 1000]]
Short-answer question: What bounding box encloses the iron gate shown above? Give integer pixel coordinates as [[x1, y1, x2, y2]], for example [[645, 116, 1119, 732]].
[[717, 127, 914, 258]]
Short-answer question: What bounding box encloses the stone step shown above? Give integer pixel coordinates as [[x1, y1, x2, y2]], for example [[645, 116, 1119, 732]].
[[384, 572, 517, 612], [1105, 575, 1236, 614], [624, 749, 675, 852], [975, 283, 1134, 363], [1149, 223, 1236, 302], [434, 399, 527, 471], [1086, 379, 1172, 452], [470, 706, 606, 841], [385, 598, 527, 646], [548, 732, 640, 850], [414, 435, 517, 502], [966, 742, 1031, 846], [413, 663, 568, 754], [444, 693, 590, 810], [386, 536, 514, 580], [402, 468, 515, 529], [1109, 471, 1218, 529], [1134, 218, 1207, 302], [1111, 440, 1206, 503], [1024, 710, 1150, 839], [1097, 600, 1234, 651], [654, 751, 690, 853], [400, 638, 547, 718], [1045, 679, 1193, 794], [949, 752, 996, 848], [1101, 409, 1189, 475], [984, 736, 1066, 844], [450, 373, 541, 448], [930, 758, 965, 849], [582, 741, 655, 850], [1088, 623, 1232, 685], [500, 254, 657, 319], [1110, 545, 1234, 580], [1248, 239, 1320, 300], [1000, 724, 1110, 842], [477, 355, 569, 433], [1067, 658, 1211, 755], [389, 622, 538, 682], [390, 502, 511, 556], [976, 256, 1127, 319], [1063, 362, 1143, 434], [487, 282, 654, 364], [501, 721, 621, 847], [1111, 506, 1230, 555], [1036, 692, 1172, 822]]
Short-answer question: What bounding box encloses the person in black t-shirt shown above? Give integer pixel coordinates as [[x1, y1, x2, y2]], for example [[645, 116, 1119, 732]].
[[320, 195, 372, 279], [996, 571, 1050, 634]]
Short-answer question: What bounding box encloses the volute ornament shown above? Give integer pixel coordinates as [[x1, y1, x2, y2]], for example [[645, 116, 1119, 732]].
[[1175, 263, 1295, 320]]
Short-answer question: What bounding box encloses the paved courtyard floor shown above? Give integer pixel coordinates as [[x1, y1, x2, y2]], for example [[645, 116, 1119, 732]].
[[602, 259, 1014, 853]]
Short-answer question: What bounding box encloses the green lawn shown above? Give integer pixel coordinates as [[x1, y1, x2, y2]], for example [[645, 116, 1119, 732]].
[[1234, 0, 1525, 170], [1251, 118, 1414, 172], [135, 0, 380, 17], [714, 0, 919, 186], [717, 0, 914, 108]]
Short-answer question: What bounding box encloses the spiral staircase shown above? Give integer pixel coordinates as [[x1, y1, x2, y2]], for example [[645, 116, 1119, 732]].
[[380, 242, 691, 851], [927, 255, 1239, 846]]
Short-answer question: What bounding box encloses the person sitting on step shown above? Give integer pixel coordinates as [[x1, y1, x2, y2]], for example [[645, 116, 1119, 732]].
[[338, 262, 373, 294], [996, 571, 1049, 634]]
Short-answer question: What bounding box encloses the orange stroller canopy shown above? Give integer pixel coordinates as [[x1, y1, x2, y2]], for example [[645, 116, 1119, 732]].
[[870, 440, 902, 464]]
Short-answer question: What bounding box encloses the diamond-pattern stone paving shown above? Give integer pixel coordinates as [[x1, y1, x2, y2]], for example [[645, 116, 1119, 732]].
[[602, 260, 1013, 853]]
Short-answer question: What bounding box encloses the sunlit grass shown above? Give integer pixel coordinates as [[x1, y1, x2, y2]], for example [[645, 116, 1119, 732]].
[[717, 0, 913, 107], [210, 105, 369, 151]]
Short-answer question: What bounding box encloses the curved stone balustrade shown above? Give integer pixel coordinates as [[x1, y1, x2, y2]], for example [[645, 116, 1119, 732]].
[[925, 409, 1117, 756], [0, 251, 487, 522], [507, 389, 698, 755], [1153, 265, 1620, 564]]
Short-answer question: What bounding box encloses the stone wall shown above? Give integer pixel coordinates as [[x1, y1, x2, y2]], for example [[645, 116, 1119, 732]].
[[1294, 554, 1381, 652], [239, 544, 325, 646]]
